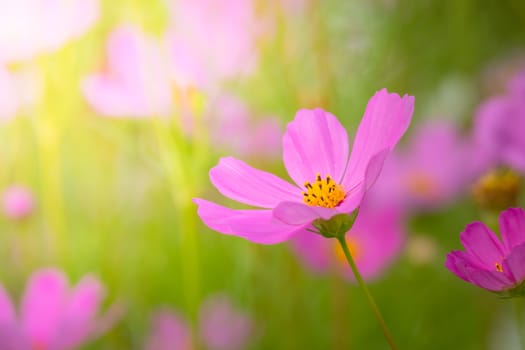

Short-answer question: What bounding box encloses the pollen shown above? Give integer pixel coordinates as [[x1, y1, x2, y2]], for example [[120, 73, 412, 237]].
[[495, 262, 503, 273], [302, 173, 346, 208]]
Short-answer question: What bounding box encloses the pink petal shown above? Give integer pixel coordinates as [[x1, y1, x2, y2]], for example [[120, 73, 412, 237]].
[[144, 309, 192, 350], [194, 199, 301, 244], [0, 286, 15, 324], [342, 89, 414, 190], [466, 267, 513, 292], [290, 231, 332, 273], [499, 207, 525, 254], [199, 295, 253, 350], [282, 109, 349, 187], [0, 324, 30, 350], [344, 205, 404, 280], [272, 201, 337, 225], [503, 243, 525, 283], [82, 25, 172, 117], [53, 276, 104, 350], [21, 269, 68, 349], [460, 222, 505, 269], [445, 251, 473, 282], [209, 157, 301, 208]]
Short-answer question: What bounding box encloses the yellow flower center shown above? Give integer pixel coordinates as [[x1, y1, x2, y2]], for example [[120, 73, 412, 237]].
[[405, 171, 438, 199], [302, 174, 346, 208], [495, 262, 503, 273], [472, 169, 521, 212]]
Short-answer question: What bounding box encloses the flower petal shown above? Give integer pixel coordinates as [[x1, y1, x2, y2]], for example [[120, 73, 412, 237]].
[[465, 267, 513, 292], [273, 201, 337, 225], [460, 222, 505, 269], [0, 324, 30, 350], [53, 276, 105, 350], [210, 157, 301, 208], [445, 251, 473, 282], [499, 207, 525, 253], [290, 230, 332, 273], [503, 243, 525, 284], [282, 109, 349, 186], [21, 269, 68, 349], [342, 89, 414, 190], [199, 295, 253, 350], [337, 149, 390, 214], [144, 309, 192, 350], [0, 286, 15, 325], [194, 199, 301, 244]]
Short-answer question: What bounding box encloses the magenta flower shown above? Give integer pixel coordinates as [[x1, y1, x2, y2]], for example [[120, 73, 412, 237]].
[[145, 295, 254, 350], [144, 310, 192, 350], [2, 186, 34, 220], [0, 268, 115, 350], [445, 207, 525, 296], [195, 89, 414, 244], [473, 69, 525, 173], [0, 0, 99, 63], [165, 0, 262, 89], [82, 25, 173, 118], [369, 120, 478, 212], [292, 203, 404, 281], [208, 95, 282, 159], [198, 295, 254, 350]]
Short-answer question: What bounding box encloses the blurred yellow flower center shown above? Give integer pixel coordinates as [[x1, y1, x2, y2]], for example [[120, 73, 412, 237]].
[[334, 236, 361, 263], [406, 172, 438, 198], [472, 169, 521, 213], [495, 262, 503, 273], [302, 174, 346, 208]]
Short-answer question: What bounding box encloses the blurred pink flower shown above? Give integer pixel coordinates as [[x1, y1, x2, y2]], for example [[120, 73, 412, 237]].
[[0, 0, 99, 63], [369, 120, 477, 212], [82, 25, 173, 118], [0, 268, 114, 350], [208, 95, 282, 159], [446, 207, 525, 296], [199, 295, 254, 350], [0, 68, 20, 121], [2, 186, 34, 220], [144, 310, 192, 350], [165, 0, 261, 89], [292, 203, 404, 281], [195, 89, 414, 244], [474, 69, 525, 173], [145, 295, 253, 350]]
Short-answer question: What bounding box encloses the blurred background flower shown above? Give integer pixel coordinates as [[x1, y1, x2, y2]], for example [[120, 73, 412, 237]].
[[0, 0, 524, 349]]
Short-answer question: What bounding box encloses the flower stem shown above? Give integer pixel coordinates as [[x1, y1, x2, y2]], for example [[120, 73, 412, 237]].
[[337, 237, 398, 350], [513, 298, 525, 350]]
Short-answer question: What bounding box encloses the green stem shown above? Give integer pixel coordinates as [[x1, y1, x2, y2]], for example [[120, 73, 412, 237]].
[[337, 237, 398, 350], [513, 298, 525, 350]]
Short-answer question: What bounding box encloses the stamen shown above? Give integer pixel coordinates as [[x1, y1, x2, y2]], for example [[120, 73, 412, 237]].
[[495, 262, 503, 273], [302, 173, 346, 208]]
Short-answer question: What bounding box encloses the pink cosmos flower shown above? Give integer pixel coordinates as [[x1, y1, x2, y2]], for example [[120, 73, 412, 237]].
[[473, 69, 525, 173], [82, 25, 172, 118], [369, 120, 478, 212], [194, 89, 414, 244], [445, 207, 525, 295], [144, 310, 192, 350], [0, 268, 114, 350], [2, 186, 34, 220], [208, 95, 282, 159], [0, 0, 99, 63], [0, 67, 21, 121], [165, 0, 261, 90], [292, 203, 404, 281], [145, 295, 254, 350]]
